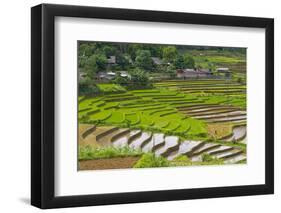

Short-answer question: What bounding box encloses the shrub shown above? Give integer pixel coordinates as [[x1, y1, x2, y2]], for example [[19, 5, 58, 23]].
[[113, 73, 130, 86], [202, 153, 213, 162], [202, 153, 224, 164], [127, 68, 152, 89], [237, 77, 243, 83], [174, 155, 191, 162], [134, 153, 170, 168], [79, 77, 100, 95], [165, 64, 177, 78], [196, 132, 208, 138]]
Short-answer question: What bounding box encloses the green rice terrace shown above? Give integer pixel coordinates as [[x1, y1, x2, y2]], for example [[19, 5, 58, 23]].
[[78, 79, 247, 170]]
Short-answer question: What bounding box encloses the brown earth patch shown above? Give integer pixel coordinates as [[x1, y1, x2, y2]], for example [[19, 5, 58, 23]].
[[78, 156, 140, 170], [207, 123, 232, 139], [79, 124, 117, 147], [79, 124, 94, 145]]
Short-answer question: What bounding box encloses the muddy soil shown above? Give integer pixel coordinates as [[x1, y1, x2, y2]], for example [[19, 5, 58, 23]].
[[79, 156, 140, 170]]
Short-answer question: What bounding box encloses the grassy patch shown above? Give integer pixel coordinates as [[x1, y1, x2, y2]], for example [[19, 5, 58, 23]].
[[201, 153, 224, 164], [237, 159, 247, 164], [79, 145, 142, 160], [170, 154, 224, 167], [205, 55, 244, 64], [134, 153, 171, 168], [97, 83, 126, 92]]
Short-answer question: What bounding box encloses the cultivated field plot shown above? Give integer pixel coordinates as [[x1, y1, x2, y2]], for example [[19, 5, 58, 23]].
[[79, 125, 246, 170], [78, 79, 247, 170]]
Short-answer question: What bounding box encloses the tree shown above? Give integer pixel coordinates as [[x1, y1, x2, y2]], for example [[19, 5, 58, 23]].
[[127, 44, 144, 60], [84, 56, 98, 79], [78, 55, 88, 68], [148, 45, 162, 57], [78, 43, 97, 57], [129, 68, 151, 88], [174, 55, 185, 69], [94, 54, 107, 70], [183, 54, 195, 68], [102, 45, 116, 57], [79, 77, 100, 95], [79, 44, 91, 57], [162, 46, 178, 63], [135, 50, 153, 71], [113, 72, 129, 86], [116, 53, 130, 69], [84, 53, 107, 78], [85, 54, 107, 71]]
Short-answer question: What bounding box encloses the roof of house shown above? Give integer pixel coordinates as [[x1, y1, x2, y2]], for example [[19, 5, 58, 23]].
[[97, 71, 130, 79], [107, 56, 116, 64], [184, 68, 196, 72], [151, 57, 163, 65], [119, 71, 129, 77], [199, 68, 211, 72], [177, 68, 211, 73], [106, 71, 116, 76], [217, 67, 230, 72]]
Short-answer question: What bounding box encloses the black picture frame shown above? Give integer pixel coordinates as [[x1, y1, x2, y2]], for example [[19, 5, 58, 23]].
[[31, 3, 274, 209]]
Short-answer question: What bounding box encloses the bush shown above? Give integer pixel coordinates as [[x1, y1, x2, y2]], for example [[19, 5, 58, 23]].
[[134, 153, 170, 168], [202, 153, 224, 164], [165, 64, 177, 78], [196, 132, 208, 138], [113, 73, 130, 86], [79, 77, 100, 95], [237, 77, 243, 83], [128, 68, 152, 89], [174, 155, 191, 162]]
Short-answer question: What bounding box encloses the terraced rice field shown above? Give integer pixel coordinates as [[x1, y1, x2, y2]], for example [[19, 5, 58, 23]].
[[79, 125, 246, 165], [154, 79, 247, 141], [79, 79, 247, 169], [79, 89, 208, 140]]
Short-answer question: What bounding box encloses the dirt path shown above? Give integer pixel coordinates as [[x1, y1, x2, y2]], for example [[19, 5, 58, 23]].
[[79, 156, 140, 170]]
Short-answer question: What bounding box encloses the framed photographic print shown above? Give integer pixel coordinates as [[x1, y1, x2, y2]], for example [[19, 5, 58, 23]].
[[31, 3, 274, 209]]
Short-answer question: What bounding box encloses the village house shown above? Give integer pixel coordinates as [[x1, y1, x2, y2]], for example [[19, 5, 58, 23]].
[[107, 56, 116, 65], [96, 71, 130, 81], [119, 71, 131, 78], [176, 68, 213, 79], [96, 71, 115, 81]]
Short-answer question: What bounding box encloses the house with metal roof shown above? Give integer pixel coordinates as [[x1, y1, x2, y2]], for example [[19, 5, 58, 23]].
[[176, 68, 212, 79]]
